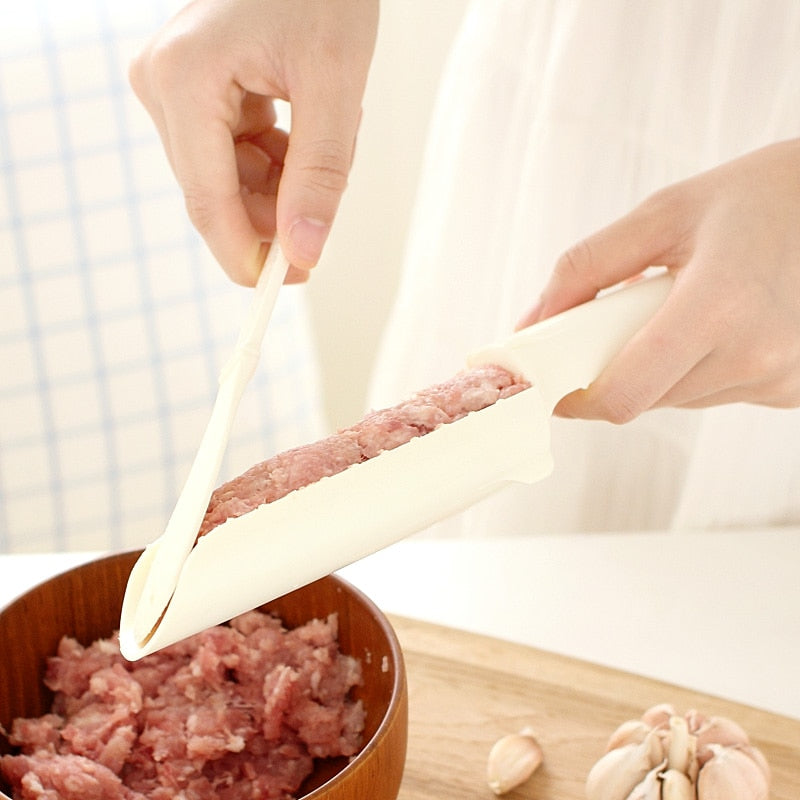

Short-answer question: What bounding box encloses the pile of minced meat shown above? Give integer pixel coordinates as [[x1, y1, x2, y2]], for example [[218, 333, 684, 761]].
[[1, 610, 364, 800], [199, 364, 529, 536]]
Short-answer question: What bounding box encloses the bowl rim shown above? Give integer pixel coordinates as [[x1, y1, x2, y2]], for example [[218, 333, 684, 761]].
[[301, 571, 407, 798]]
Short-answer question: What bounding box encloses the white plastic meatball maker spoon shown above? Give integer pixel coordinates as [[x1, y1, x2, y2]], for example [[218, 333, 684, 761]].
[[120, 266, 673, 660], [122, 241, 291, 654]]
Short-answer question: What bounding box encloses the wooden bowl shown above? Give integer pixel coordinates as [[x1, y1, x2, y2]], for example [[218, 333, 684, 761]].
[[0, 550, 407, 800]]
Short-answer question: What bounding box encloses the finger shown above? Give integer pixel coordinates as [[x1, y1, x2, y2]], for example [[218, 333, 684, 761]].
[[129, 52, 177, 173], [526, 189, 692, 324], [553, 275, 712, 422], [245, 125, 289, 166], [162, 100, 265, 286], [658, 360, 800, 410], [233, 91, 278, 139], [276, 83, 363, 271], [668, 384, 768, 409], [236, 141, 281, 242], [241, 188, 277, 242], [672, 389, 800, 410], [644, 340, 747, 409], [236, 140, 281, 195]]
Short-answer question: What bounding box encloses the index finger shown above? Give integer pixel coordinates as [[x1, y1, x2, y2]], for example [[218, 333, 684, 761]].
[[554, 271, 711, 423], [532, 189, 694, 323], [163, 102, 266, 286]]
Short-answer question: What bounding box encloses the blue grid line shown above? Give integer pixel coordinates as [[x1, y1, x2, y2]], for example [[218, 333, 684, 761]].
[[179, 246, 227, 487], [1, 421, 258, 493], [182, 215, 222, 393], [0, 70, 62, 552], [1, 376, 221, 439], [36, 0, 123, 549], [0, 10, 156, 59], [0, 330, 229, 373], [0, 92, 143, 124], [3, 458, 130, 499], [0, 295, 319, 432], [0, 185, 178, 227], [0, 132, 162, 168], [0, 238, 206, 288], [0, 309, 208, 344], [96, 2, 179, 516]]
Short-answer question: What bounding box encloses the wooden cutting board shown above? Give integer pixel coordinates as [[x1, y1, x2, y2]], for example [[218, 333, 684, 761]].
[[388, 616, 800, 799]]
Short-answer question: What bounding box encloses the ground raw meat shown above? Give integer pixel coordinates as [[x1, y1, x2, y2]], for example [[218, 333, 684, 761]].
[[1, 611, 364, 800], [200, 364, 530, 536]]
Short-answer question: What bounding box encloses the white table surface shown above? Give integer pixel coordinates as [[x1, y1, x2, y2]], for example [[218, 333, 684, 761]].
[[2, 527, 798, 721]]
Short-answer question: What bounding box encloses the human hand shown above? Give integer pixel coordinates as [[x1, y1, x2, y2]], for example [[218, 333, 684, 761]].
[[130, 0, 379, 285], [518, 139, 800, 422]]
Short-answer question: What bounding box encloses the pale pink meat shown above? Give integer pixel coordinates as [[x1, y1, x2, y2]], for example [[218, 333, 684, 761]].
[[199, 364, 529, 536], [1, 611, 364, 800], [0, 753, 144, 800]]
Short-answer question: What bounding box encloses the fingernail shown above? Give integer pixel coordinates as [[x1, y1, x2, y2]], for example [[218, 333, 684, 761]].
[[288, 216, 329, 267]]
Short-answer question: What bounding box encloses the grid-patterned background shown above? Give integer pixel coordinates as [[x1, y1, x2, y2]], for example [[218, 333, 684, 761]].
[[0, 0, 326, 553]]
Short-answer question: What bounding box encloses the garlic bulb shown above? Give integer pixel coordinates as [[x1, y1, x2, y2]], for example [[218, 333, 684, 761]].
[[585, 704, 771, 800], [486, 727, 543, 795]]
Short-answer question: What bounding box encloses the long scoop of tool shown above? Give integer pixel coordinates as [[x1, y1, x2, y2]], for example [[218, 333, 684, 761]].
[[120, 271, 673, 660]]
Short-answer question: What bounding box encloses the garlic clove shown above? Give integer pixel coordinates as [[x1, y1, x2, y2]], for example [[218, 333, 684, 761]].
[[684, 708, 708, 734], [606, 720, 653, 752], [739, 744, 772, 784], [586, 730, 664, 800], [486, 730, 543, 796], [694, 715, 750, 764], [625, 763, 664, 800], [697, 744, 769, 800], [666, 715, 697, 777], [641, 703, 676, 730], [661, 768, 693, 800], [644, 727, 666, 768]]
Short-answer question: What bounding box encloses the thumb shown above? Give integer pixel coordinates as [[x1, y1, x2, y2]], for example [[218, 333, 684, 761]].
[[276, 91, 362, 272], [521, 193, 681, 326]]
